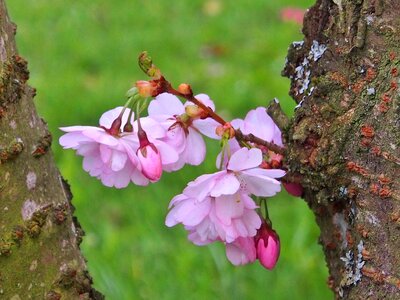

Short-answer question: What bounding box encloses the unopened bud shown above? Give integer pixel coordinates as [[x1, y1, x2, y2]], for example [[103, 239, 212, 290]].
[[185, 105, 202, 118], [178, 83, 192, 96], [123, 122, 133, 133], [108, 117, 122, 136], [216, 123, 235, 139], [255, 222, 280, 270], [138, 51, 162, 79], [137, 143, 162, 181], [138, 51, 152, 74], [136, 80, 156, 98]]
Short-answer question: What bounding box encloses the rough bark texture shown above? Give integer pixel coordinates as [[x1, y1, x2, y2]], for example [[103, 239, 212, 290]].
[[281, 0, 400, 298], [0, 1, 103, 299]]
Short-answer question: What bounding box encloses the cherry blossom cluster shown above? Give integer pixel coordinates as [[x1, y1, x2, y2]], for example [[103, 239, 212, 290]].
[[59, 53, 303, 270]]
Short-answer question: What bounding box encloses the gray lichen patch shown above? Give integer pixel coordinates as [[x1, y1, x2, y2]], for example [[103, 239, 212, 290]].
[[25, 171, 36, 190], [21, 199, 38, 221]]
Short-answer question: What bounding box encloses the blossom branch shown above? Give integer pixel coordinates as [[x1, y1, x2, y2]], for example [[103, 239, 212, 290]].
[[137, 51, 285, 155], [234, 129, 285, 155]]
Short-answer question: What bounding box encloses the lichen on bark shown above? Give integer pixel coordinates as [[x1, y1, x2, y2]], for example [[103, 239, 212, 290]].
[[281, 0, 400, 298], [0, 0, 103, 298]]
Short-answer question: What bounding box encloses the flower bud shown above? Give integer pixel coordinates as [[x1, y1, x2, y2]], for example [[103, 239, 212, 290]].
[[282, 182, 303, 197], [136, 80, 156, 98], [178, 83, 193, 96], [255, 222, 280, 270], [216, 122, 235, 139], [185, 105, 202, 118], [137, 143, 162, 181], [138, 52, 162, 79]]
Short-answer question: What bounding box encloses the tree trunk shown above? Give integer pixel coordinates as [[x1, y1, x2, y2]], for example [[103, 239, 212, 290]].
[[280, 0, 400, 298], [0, 1, 103, 298]]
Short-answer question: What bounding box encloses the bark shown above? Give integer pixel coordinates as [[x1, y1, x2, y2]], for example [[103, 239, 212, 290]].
[[0, 1, 103, 299], [279, 0, 400, 298]]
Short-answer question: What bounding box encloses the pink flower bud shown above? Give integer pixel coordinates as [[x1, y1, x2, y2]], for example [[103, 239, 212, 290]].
[[137, 143, 162, 181], [283, 182, 303, 197], [255, 222, 280, 270]]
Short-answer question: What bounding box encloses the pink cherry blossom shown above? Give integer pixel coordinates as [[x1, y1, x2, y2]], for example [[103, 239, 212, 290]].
[[59, 107, 179, 188], [231, 107, 283, 146], [183, 147, 285, 201], [225, 237, 256, 266], [165, 192, 261, 244], [147, 93, 219, 171], [255, 222, 280, 270]]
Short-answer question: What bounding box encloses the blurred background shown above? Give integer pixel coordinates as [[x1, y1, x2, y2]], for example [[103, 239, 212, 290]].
[[8, 0, 331, 299]]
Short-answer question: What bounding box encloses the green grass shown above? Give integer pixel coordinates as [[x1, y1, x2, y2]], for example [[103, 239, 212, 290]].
[[8, 0, 332, 299]]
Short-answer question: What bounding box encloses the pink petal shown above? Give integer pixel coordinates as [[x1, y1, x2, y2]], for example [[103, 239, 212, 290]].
[[111, 150, 128, 172], [184, 171, 224, 201], [225, 237, 256, 265], [165, 126, 187, 154], [227, 147, 262, 171], [242, 107, 275, 142], [59, 125, 101, 133], [99, 107, 134, 129], [59, 132, 93, 148], [230, 118, 243, 130], [82, 129, 119, 147], [113, 165, 133, 189], [192, 118, 220, 139], [240, 193, 258, 209], [242, 168, 285, 179], [82, 154, 103, 176], [215, 138, 241, 169], [162, 156, 186, 172], [134, 117, 165, 139], [154, 140, 179, 165], [182, 128, 206, 165], [76, 143, 98, 156], [194, 94, 215, 111], [240, 171, 282, 197], [168, 194, 188, 209], [241, 210, 262, 236], [99, 144, 112, 164], [210, 173, 240, 197], [215, 194, 244, 225], [148, 93, 184, 116], [166, 196, 211, 227], [130, 167, 150, 186]]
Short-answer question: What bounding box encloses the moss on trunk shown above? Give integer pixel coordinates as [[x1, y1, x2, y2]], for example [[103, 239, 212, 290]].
[[0, 1, 103, 298], [282, 0, 400, 298]]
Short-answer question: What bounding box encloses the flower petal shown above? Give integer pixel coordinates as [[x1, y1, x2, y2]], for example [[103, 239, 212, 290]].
[[148, 93, 184, 116], [111, 150, 128, 172], [240, 171, 282, 197], [210, 173, 240, 197], [192, 118, 220, 139], [215, 194, 244, 225], [184, 171, 224, 201], [227, 147, 262, 171], [182, 128, 206, 165]]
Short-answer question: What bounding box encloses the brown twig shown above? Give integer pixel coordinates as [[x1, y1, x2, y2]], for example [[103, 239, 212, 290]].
[[235, 129, 285, 155]]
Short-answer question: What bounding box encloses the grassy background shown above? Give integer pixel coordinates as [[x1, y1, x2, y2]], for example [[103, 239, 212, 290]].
[[8, 0, 332, 299]]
